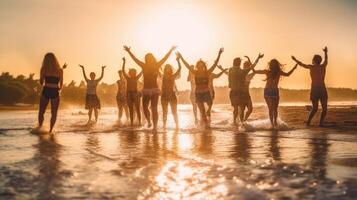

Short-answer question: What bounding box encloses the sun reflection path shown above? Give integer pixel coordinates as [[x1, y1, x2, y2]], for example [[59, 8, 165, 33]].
[[138, 161, 228, 200]]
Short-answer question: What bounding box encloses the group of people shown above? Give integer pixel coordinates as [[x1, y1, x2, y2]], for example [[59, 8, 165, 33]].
[[37, 46, 329, 132]]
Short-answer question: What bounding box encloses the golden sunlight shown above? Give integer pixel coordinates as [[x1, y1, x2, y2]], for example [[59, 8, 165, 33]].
[[133, 3, 216, 59]]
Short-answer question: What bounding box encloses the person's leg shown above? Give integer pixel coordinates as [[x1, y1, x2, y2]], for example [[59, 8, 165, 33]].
[[307, 99, 319, 126], [265, 97, 274, 127], [239, 105, 245, 122], [38, 96, 50, 127], [124, 104, 129, 122], [273, 97, 279, 127], [135, 98, 141, 125], [118, 103, 123, 122], [319, 98, 328, 126], [88, 108, 93, 123], [49, 97, 60, 133], [94, 108, 98, 123], [170, 99, 179, 129], [151, 94, 159, 130], [142, 95, 151, 127], [128, 100, 134, 126], [197, 102, 207, 125], [233, 106, 239, 125], [206, 99, 213, 122], [191, 100, 198, 123], [244, 98, 253, 121], [161, 99, 168, 129]]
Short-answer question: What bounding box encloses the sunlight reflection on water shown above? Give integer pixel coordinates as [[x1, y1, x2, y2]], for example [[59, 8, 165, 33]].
[[0, 105, 357, 199]]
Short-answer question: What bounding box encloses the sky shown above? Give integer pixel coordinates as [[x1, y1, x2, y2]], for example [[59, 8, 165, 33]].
[[0, 0, 357, 90]]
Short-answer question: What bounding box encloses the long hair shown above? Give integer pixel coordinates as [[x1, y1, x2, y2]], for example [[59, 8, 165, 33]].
[[41, 53, 61, 73], [267, 59, 283, 80], [145, 53, 157, 65]]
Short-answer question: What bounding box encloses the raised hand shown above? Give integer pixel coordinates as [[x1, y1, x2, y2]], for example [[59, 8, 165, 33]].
[[123, 45, 131, 52], [122, 57, 126, 63], [258, 53, 264, 59], [291, 56, 297, 61], [175, 52, 181, 61], [323, 46, 328, 53], [170, 46, 177, 51], [102, 66, 106, 69], [219, 48, 224, 54], [79, 64, 84, 68], [63, 63, 68, 69]]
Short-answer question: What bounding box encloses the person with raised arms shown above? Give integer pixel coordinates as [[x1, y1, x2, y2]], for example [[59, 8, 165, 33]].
[[161, 53, 182, 129], [292, 47, 328, 127], [219, 53, 264, 125], [253, 59, 297, 128], [122, 58, 143, 126], [177, 48, 224, 128], [124, 45, 176, 130], [116, 58, 129, 125], [79, 64, 106, 124]]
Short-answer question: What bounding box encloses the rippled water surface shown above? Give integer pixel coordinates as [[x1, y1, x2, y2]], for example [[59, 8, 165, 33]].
[[1, 105, 357, 199]]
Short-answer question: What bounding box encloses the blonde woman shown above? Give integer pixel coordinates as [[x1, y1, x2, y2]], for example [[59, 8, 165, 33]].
[[38, 53, 66, 133]]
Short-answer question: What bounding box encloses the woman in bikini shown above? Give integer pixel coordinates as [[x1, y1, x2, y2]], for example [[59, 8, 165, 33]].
[[38, 53, 66, 133], [124, 45, 176, 130], [253, 59, 297, 128], [122, 60, 142, 126], [177, 48, 224, 128], [161, 53, 182, 129]]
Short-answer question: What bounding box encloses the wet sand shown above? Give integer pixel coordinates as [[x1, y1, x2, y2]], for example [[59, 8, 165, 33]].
[[0, 105, 357, 199]]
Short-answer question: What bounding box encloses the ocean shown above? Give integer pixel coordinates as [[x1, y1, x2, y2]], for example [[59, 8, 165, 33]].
[[1, 105, 357, 199]]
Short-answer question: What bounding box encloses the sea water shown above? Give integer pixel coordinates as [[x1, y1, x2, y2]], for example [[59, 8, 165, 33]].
[[0, 105, 357, 199]]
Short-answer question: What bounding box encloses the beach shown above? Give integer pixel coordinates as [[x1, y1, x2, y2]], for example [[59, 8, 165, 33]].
[[1, 104, 357, 199]]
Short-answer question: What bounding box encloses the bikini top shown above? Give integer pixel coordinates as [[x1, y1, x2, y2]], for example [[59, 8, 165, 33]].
[[45, 76, 60, 84]]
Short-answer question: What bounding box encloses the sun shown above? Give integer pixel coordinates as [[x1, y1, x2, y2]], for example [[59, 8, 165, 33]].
[[133, 4, 216, 60]]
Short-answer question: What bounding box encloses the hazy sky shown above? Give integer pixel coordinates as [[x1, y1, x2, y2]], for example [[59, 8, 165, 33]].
[[1, 0, 357, 90]]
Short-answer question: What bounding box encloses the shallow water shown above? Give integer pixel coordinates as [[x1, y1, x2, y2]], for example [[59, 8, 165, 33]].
[[1, 105, 357, 200]]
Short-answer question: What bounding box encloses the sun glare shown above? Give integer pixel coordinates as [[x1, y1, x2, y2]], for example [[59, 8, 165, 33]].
[[134, 4, 216, 59]]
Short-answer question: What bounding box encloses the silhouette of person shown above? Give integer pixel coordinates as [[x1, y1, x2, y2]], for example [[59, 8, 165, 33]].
[[124, 45, 176, 130], [116, 58, 129, 125], [187, 71, 199, 124], [253, 59, 297, 128], [292, 47, 329, 126], [38, 52, 66, 132], [79, 64, 106, 124]]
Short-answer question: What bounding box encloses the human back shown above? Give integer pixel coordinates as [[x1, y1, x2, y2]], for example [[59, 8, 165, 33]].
[[40, 53, 63, 89]]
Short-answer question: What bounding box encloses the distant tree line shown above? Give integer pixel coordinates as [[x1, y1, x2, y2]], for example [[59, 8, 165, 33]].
[[1, 72, 357, 106]]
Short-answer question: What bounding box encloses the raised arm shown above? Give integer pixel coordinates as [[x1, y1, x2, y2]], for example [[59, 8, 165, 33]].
[[291, 56, 312, 69], [158, 46, 177, 66], [322, 46, 328, 67], [250, 53, 264, 69], [136, 71, 143, 80], [121, 59, 130, 79], [173, 53, 182, 79], [281, 64, 298, 76], [208, 48, 224, 73], [97, 66, 106, 82], [124, 45, 145, 68], [62, 63, 68, 69], [79, 65, 89, 81], [177, 52, 194, 72]]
